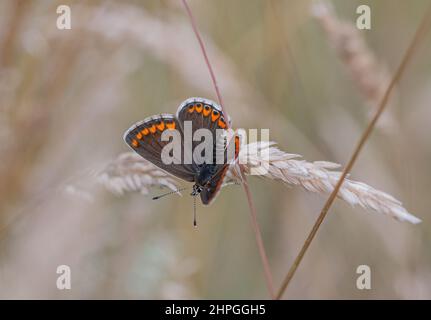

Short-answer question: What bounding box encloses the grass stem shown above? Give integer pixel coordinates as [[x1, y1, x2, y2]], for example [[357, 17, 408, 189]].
[[276, 3, 431, 300]]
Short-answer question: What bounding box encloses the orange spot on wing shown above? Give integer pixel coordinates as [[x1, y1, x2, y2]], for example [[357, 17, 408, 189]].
[[166, 121, 176, 130], [149, 124, 157, 134], [203, 105, 211, 116], [141, 128, 149, 136], [188, 105, 195, 113], [235, 136, 240, 159], [131, 139, 139, 148], [136, 132, 143, 140], [211, 110, 220, 122], [156, 121, 165, 131], [218, 117, 226, 129], [195, 103, 203, 113]]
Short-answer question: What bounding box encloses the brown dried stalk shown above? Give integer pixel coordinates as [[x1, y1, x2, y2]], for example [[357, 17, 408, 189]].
[[181, 0, 226, 119], [181, 0, 275, 299], [276, 2, 431, 299]]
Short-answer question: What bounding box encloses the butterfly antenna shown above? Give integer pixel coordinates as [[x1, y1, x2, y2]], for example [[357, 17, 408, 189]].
[[152, 187, 188, 200], [193, 196, 197, 228]]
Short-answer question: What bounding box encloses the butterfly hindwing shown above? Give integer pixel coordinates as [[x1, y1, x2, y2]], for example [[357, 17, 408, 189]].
[[199, 165, 229, 205], [199, 135, 240, 205]]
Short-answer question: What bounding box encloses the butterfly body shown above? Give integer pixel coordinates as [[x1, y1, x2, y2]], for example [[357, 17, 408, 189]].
[[124, 97, 238, 205]]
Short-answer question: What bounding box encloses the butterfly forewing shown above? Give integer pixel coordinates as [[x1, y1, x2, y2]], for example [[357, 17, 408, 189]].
[[124, 114, 195, 182], [176, 97, 229, 167]]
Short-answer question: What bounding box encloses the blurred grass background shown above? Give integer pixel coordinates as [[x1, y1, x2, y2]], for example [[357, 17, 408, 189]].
[[0, 0, 430, 299]]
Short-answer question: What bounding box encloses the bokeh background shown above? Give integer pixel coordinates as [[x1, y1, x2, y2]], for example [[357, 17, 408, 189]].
[[0, 0, 430, 299]]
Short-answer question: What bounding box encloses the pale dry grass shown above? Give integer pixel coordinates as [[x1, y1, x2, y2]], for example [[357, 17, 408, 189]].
[[63, 152, 180, 202], [230, 141, 420, 224], [99, 142, 420, 224]]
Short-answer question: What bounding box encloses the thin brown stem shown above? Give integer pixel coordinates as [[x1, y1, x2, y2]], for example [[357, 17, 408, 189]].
[[276, 3, 431, 300], [181, 0, 275, 298], [241, 173, 275, 298], [181, 0, 226, 119]]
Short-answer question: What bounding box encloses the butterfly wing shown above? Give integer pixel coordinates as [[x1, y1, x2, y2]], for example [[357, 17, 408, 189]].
[[176, 97, 228, 132], [123, 113, 195, 182], [199, 165, 229, 205], [199, 135, 240, 205], [176, 97, 230, 165]]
